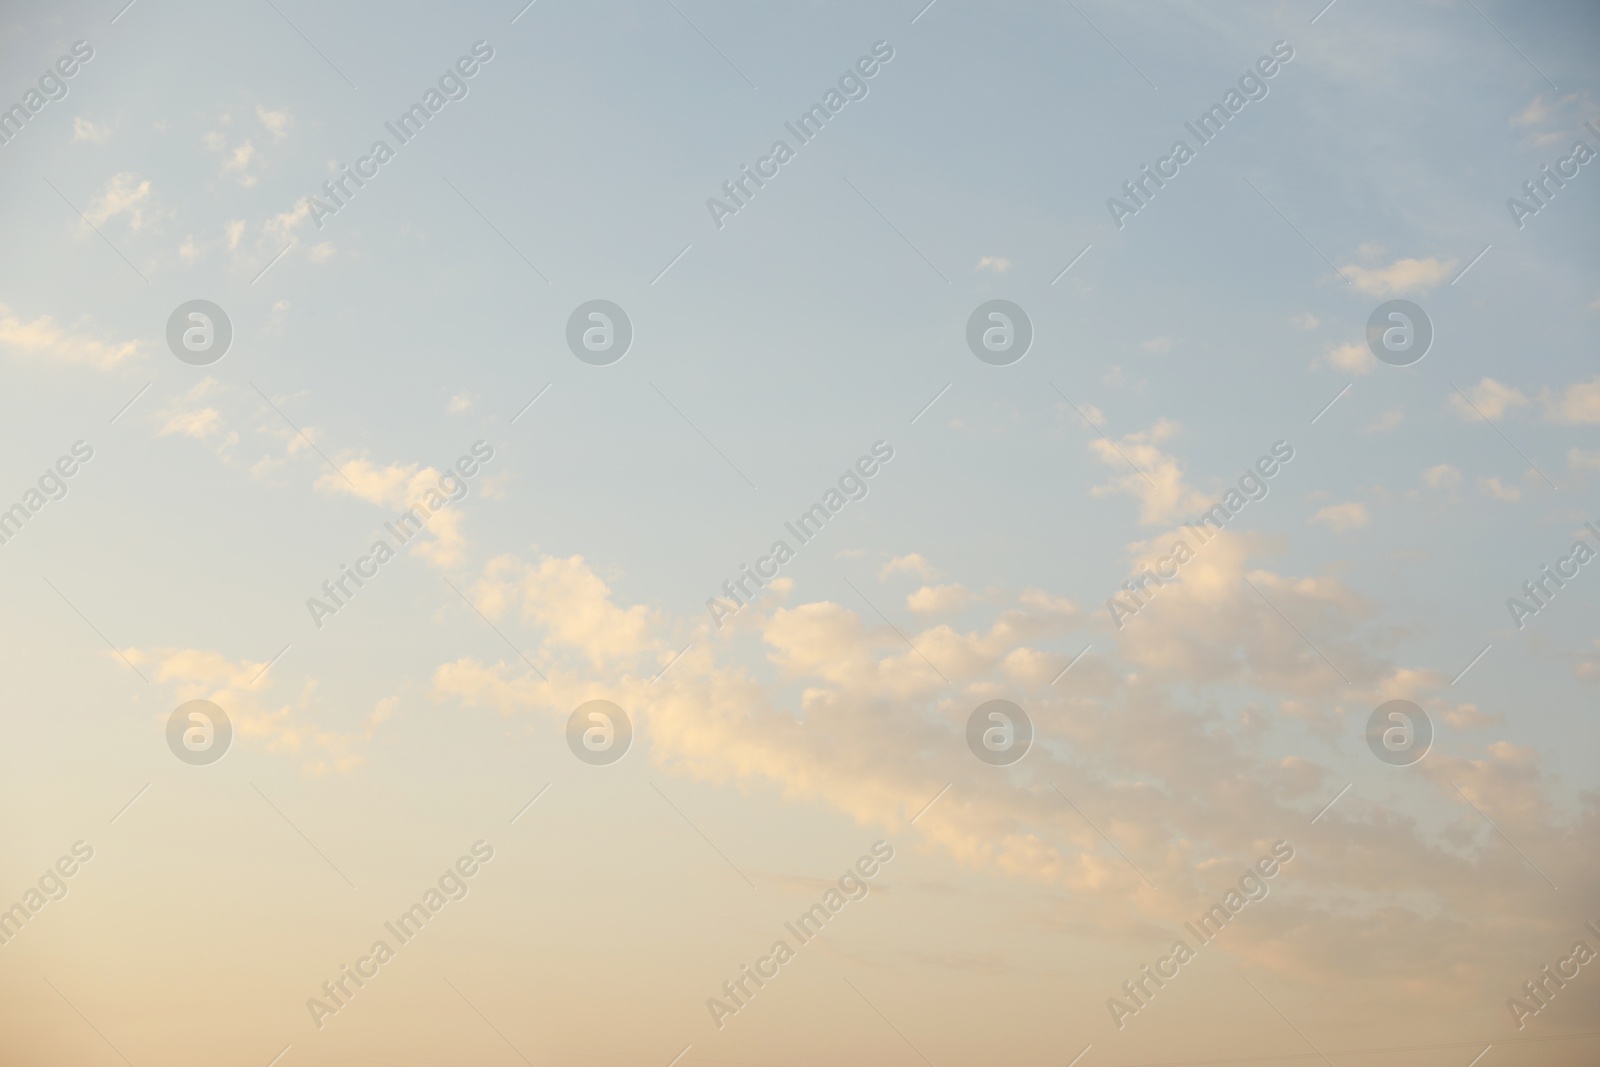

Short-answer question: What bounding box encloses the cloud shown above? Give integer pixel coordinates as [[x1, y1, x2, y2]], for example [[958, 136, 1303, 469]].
[[1312, 502, 1369, 532], [419, 547, 1595, 1007], [128, 646, 378, 774], [881, 554, 936, 581], [0, 305, 141, 369], [1422, 464, 1461, 489], [448, 392, 474, 414], [314, 457, 472, 567], [975, 256, 1011, 273], [1541, 376, 1600, 423], [1141, 336, 1174, 354], [71, 116, 110, 143], [221, 141, 257, 186], [472, 554, 655, 664], [1449, 377, 1528, 421], [1320, 341, 1374, 376], [1290, 313, 1318, 330], [1086, 419, 1210, 526], [907, 584, 973, 614], [154, 379, 240, 456], [1568, 448, 1600, 471], [1478, 476, 1520, 502], [256, 104, 292, 141], [1362, 409, 1403, 433], [1341, 256, 1456, 296], [84, 172, 157, 232], [1512, 96, 1551, 126]]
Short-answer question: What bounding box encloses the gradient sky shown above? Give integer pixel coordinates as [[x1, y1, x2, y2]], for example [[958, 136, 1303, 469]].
[[1, 1, 1598, 1065]]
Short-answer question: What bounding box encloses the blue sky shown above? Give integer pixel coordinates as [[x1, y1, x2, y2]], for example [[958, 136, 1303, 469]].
[[2, 1, 1599, 1065]]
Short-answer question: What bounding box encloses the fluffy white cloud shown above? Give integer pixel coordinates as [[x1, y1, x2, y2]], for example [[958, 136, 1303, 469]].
[[1450, 377, 1529, 420], [1541, 376, 1600, 423], [128, 646, 380, 774], [1320, 341, 1374, 376], [71, 116, 110, 142], [1312, 502, 1369, 532], [0, 305, 141, 369], [1422, 464, 1461, 489], [84, 172, 158, 232], [907, 583, 973, 614], [1478, 476, 1521, 502], [1341, 256, 1456, 296], [1087, 419, 1210, 526]]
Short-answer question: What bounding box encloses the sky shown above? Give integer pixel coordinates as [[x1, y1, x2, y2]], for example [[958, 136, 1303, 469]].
[[1, 0, 1598, 1065]]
